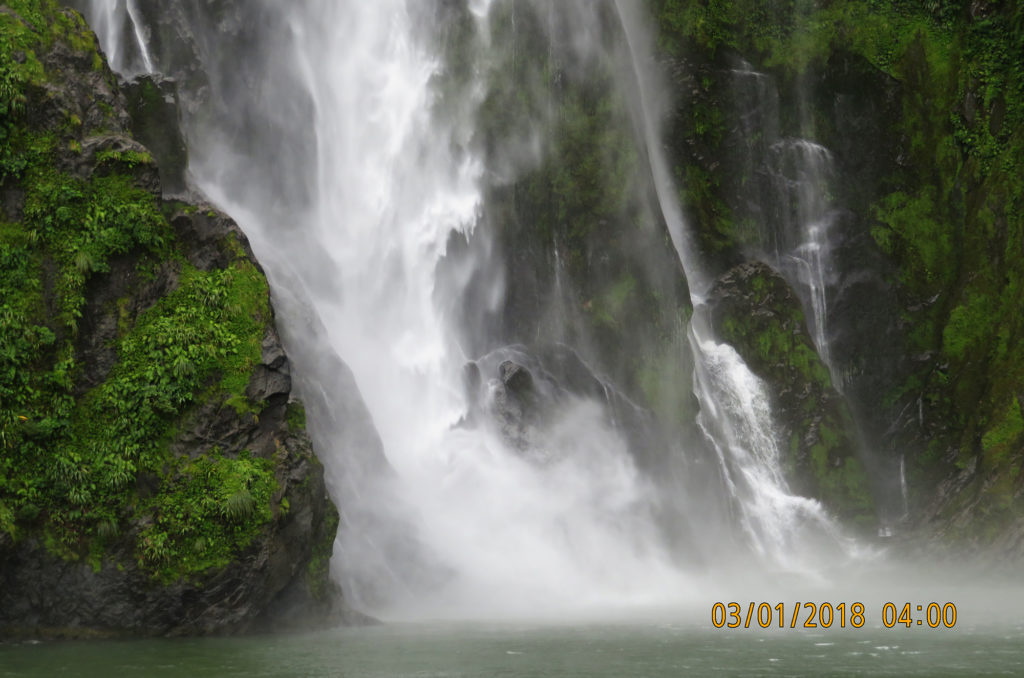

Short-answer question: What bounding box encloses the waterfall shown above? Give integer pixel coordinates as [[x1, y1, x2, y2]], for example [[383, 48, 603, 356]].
[[123, 0, 153, 73], [728, 58, 912, 533], [78, 0, 865, 617], [730, 62, 842, 385], [613, 2, 851, 573], [87, 0, 152, 76], [768, 138, 840, 381]]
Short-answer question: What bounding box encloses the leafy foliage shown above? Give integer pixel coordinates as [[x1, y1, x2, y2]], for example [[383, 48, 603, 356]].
[[285, 400, 307, 432], [138, 451, 277, 582], [0, 0, 281, 581], [651, 0, 1024, 539]]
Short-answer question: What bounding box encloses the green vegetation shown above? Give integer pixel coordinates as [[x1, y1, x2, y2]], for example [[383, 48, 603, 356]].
[[809, 427, 874, 526], [285, 400, 307, 432], [305, 498, 339, 602], [718, 270, 832, 392], [94, 148, 154, 169], [866, 3, 1024, 532], [0, 0, 284, 582], [137, 450, 277, 583], [713, 266, 871, 521], [652, 0, 961, 76], [651, 0, 1024, 541], [982, 398, 1024, 466]]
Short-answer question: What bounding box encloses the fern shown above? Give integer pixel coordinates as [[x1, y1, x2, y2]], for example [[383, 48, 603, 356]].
[[224, 490, 255, 522]]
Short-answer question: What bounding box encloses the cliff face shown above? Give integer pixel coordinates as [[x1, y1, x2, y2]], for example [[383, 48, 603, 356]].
[[427, 0, 1024, 550], [0, 1, 341, 637], [707, 262, 873, 526], [653, 0, 1024, 554]]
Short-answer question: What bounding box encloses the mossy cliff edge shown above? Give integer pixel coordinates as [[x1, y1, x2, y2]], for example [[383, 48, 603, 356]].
[[653, 0, 1024, 554], [0, 1, 341, 637]]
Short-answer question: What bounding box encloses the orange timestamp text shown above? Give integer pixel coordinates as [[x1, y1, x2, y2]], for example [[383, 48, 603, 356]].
[[710, 601, 958, 629]]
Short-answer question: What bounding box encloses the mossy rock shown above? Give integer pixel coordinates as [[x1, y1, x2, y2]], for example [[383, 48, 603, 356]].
[[708, 262, 874, 525], [0, 0, 340, 638]]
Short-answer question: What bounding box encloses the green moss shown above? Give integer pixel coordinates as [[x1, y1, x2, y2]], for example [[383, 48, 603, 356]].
[[806, 426, 872, 523], [875, 2, 1024, 529], [285, 401, 307, 432], [590, 274, 637, 329], [305, 499, 339, 602], [871, 189, 953, 295], [680, 164, 739, 255], [549, 90, 638, 249], [94, 148, 154, 168], [722, 270, 832, 392], [941, 294, 992, 360], [0, 499, 15, 538], [0, 2, 282, 575], [981, 399, 1024, 466], [653, 0, 956, 78], [634, 323, 698, 427], [137, 450, 278, 582]]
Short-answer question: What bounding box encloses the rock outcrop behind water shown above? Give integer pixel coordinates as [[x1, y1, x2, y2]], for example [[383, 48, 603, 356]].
[[655, 0, 1024, 553], [0, 1, 347, 638], [708, 262, 873, 525]]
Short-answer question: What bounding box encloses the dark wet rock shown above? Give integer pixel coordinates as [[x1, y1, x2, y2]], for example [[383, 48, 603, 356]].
[[499, 360, 534, 396], [0, 431, 336, 638], [246, 337, 293, 403], [464, 343, 668, 470], [708, 262, 874, 525], [123, 75, 189, 195], [0, 5, 350, 640], [78, 133, 161, 194], [486, 354, 537, 451]]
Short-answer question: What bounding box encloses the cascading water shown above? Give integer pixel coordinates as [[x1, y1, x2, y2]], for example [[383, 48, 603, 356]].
[[729, 61, 841, 384], [87, 0, 152, 76], [727, 58, 910, 533], [79, 0, 867, 618], [613, 2, 853, 572], [767, 139, 840, 381]]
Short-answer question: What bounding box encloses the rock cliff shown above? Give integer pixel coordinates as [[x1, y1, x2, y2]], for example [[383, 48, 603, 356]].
[[654, 0, 1024, 553], [0, 0, 343, 637]]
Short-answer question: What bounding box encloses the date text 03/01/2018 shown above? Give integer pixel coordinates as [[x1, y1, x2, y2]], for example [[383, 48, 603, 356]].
[[710, 602, 958, 629]]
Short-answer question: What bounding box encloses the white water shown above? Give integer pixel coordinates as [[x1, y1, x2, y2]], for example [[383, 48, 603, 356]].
[[81, 0, 864, 617], [123, 0, 153, 73], [88, 0, 152, 76], [730, 63, 841, 384], [728, 62, 912, 532], [613, 3, 851, 571], [690, 315, 850, 574], [771, 138, 840, 380]]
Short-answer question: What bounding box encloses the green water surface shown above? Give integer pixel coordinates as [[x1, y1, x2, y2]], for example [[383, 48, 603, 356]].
[[2, 618, 1022, 677]]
